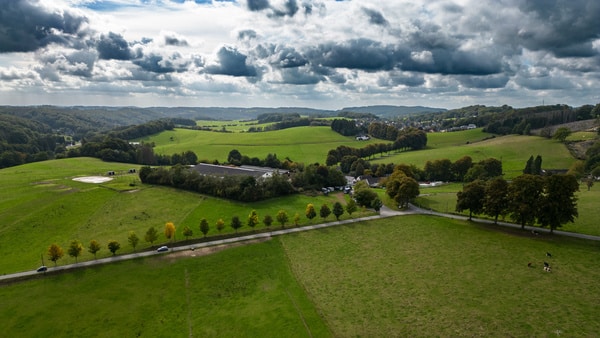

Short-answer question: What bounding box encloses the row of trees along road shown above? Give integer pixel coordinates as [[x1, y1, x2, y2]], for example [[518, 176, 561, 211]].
[[456, 174, 579, 233], [44, 199, 364, 266]]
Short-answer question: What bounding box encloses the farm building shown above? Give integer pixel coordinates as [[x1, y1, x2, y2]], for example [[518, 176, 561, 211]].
[[192, 163, 288, 179]]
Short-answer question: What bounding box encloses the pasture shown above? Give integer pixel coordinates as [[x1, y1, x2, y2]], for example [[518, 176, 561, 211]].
[[2, 215, 599, 336], [373, 133, 575, 178], [0, 158, 371, 275], [137, 126, 377, 165]]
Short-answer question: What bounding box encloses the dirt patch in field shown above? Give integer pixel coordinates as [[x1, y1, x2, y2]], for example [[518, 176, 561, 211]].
[[161, 237, 272, 262]]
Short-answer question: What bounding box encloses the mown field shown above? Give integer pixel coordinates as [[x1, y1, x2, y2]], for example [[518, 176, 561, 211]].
[[2, 216, 599, 337], [0, 158, 371, 275]]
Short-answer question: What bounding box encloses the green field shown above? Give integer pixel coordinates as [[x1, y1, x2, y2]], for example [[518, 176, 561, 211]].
[[1, 239, 331, 337], [141, 127, 575, 179], [3, 216, 599, 336], [0, 158, 372, 275], [3, 124, 599, 336], [138, 126, 378, 164], [374, 133, 575, 178]]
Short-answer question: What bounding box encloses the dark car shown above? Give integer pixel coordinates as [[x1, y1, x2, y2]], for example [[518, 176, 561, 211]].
[[157, 246, 169, 252], [36, 266, 48, 272]]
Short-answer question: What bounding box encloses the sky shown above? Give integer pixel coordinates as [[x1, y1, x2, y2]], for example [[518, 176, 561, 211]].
[[0, 0, 599, 110]]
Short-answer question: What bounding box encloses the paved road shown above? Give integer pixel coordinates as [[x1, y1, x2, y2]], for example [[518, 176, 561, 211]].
[[2, 204, 597, 283], [0, 206, 412, 284], [409, 204, 600, 241]]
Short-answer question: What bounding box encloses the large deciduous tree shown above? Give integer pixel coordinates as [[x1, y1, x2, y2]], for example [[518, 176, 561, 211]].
[[352, 181, 378, 207], [456, 180, 486, 220], [452, 156, 473, 181], [483, 177, 509, 224], [553, 127, 572, 142], [68, 240, 83, 263], [538, 174, 579, 233], [48, 244, 64, 266], [508, 174, 544, 230]]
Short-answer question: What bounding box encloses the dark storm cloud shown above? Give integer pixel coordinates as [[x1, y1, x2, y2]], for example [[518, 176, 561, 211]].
[[362, 8, 388, 26], [133, 53, 189, 74], [508, 0, 600, 58], [457, 74, 510, 89], [515, 75, 573, 90], [164, 35, 188, 47], [401, 49, 503, 75], [307, 38, 402, 71], [378, 72, 425, 87], [97, 32, 132, 60], [247, 0, 300, 17], [205, 46, 257, 76], [279, 67, 323, 85], [0, 0, 89, 53], [247, 0, 270, 11], [272, 0, 299, 17]]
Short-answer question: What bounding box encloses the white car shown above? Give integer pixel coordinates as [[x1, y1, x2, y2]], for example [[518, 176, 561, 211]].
[[157, 246, 169, 252]]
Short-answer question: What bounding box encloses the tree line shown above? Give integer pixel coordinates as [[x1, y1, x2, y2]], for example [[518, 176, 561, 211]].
[[325, 127, 427, 167], [456, 173, 579, 233], [44, 199, 366, 266], [138, 158, 349, 202]]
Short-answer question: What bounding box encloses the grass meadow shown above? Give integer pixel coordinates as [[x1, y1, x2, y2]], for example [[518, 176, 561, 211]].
[[141, 126, 575, 180], [2, 215, 599, 337], [1, 239, 331, 337], [0, 158, 372, 275], [373, 133, 576, 178], [137, 126, 379, 165]]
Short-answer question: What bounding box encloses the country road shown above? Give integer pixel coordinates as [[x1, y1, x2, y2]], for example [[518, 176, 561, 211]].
[[2, 204, 598, 284]]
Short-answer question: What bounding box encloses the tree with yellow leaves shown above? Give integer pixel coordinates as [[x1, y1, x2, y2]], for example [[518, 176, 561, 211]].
[[165, 222, 176, 242]]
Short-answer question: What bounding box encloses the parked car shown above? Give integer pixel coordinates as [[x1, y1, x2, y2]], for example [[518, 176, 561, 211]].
[[36, 266, 47, 272], [157, 246, 169, 252]]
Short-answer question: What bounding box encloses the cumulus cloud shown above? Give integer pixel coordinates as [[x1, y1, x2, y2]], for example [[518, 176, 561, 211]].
[[205, 46, 257, 77], [1, 0, 599, 108], [0, 0, 89, 53], [36, 49, 98, 78], [306, 39, 401, 71], [97, 32, 132, 60]]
